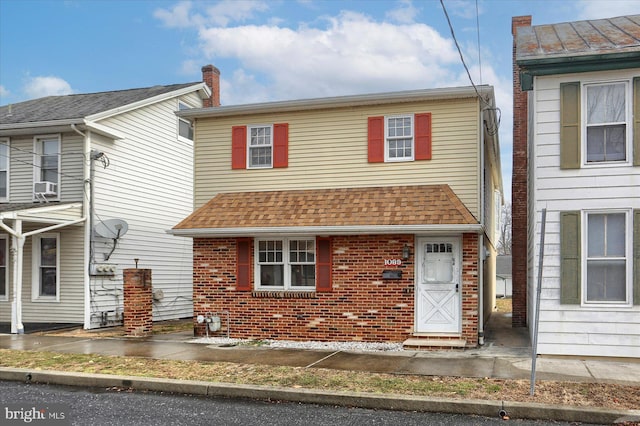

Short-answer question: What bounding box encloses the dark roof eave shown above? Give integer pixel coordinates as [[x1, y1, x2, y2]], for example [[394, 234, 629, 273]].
[[517, 52, 640, 91]]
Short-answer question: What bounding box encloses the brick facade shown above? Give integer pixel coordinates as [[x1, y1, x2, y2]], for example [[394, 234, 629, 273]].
[[123, 269, 153, 337], [192, 233, 480, 346], [511, 16, 532, 328]]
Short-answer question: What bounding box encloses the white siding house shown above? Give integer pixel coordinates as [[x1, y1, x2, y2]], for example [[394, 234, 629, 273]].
[[0, 66, 218, 332], [513, 15, 640, 358]]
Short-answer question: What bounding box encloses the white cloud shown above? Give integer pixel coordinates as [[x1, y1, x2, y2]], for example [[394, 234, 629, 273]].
[[24, 76, 73, 99], [154, 1, 203, 28], [576, 0, 640, 20], [0, 85, 9, 98], [197, 11, 459, 102], [386, 0, 419, 24], [204, 0, 268, 27], [155, 0, 268, 28]]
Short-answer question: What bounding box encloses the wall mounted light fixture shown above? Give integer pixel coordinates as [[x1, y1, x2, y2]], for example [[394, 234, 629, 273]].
[[402, 244, 411, 260]]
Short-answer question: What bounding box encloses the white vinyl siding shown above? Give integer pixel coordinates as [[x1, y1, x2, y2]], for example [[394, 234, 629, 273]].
[[194, 97, 481, 219], [91, 93, 198, 326], [3, 133, 84, 203], [529, 69, 640, 358]]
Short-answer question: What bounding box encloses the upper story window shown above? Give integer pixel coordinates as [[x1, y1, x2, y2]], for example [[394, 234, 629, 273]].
[[231, 124, 288, 170], [34, 135, 60, 192], [178, 101, 194, 140], [585, 82, 628, 163], [255, 237, 316, 290], [368, 113, 432, 163], [386, 115, 414, 161], [248, 125, 273, 168], [32, 233, 59, 301], [0, 139, 8, 201]]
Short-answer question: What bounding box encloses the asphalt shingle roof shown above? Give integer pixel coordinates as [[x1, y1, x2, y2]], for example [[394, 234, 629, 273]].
[[516, 14, 640, 62], [0, 82, 200, 125], [174, 185, 478, 231]]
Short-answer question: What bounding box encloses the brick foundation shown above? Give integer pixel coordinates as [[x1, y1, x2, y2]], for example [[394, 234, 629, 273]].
[[123, 269, 152, 337], [193, 233, 480, 346]]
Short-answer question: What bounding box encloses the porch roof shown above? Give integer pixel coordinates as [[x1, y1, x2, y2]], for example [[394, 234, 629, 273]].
[[0, 202, 83, 225], [171, 185, 480, 237]]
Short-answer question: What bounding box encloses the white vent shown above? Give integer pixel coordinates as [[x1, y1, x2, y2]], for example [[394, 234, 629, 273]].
[[34, 181, 57, 196]]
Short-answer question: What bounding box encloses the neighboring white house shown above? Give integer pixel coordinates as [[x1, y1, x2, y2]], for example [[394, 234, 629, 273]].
[[0, 66, 220, 332], [513, 15, 640, 358], [496, 255, 512, 298]]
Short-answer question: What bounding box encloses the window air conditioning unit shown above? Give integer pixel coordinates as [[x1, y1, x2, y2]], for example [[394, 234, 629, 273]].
[[34, 181, 57, 196]]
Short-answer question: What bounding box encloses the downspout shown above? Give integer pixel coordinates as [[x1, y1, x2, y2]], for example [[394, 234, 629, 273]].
[[72, 123, 92, 329], [478, 102, 487, 346]]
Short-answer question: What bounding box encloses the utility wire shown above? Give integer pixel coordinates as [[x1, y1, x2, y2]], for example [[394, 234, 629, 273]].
[[439, 0, 501, 136]]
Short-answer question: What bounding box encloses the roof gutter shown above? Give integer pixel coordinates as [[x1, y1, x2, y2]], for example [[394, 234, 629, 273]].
[[168, 224, 484, 238], [177, 86, 494, 119], [0, 118, 84, 136], [517, 52, 640, 91]]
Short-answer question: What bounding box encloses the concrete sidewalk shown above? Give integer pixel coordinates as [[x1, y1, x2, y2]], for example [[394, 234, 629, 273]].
[[1, 313, 639, 424]]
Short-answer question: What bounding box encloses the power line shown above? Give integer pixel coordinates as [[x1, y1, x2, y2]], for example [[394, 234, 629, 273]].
[[439, 0, 500, 136]]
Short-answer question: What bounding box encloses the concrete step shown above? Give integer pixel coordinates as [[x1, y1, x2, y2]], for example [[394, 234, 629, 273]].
[[402, 338, 467, 350]]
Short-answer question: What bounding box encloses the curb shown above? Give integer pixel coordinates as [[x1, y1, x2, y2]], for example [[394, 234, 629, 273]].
[[1, 367, 638, 424]]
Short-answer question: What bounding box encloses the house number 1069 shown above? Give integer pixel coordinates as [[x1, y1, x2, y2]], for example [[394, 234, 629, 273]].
[[384, 259, 402, 266]]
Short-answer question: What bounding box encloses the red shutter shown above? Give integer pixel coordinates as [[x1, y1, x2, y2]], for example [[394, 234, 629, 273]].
[[273, 123, 288, 168], [236, 238, 251, 291], [415, 112, 432, 160], [367, 116, 385, 163], [316, 237, 332, 292], [231, 126, 247, 169]]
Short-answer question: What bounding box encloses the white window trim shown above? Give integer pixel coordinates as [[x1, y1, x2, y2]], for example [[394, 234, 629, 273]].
[[0, 235, 7, 301], [254, 237, 316, 291], [178, 100, 195, 141], [31, 233, 60, 302], [581, 79, 632, 168], [581, 209, 632, 307], [247, 124, 274, 169], [33, 134, 61, 201], [0, 138, 9, 202], [384, 114, 414, 162]]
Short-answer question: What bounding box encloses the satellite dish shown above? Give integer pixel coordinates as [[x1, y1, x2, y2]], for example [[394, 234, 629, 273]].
[[94, 219, 129, 239]]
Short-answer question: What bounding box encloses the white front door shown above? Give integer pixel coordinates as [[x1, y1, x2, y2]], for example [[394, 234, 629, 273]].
[[415, 237, 461, 333]]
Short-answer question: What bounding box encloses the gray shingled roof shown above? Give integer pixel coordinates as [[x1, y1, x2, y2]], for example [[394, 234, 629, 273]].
[[0, 82, 200, 125], [516, 15, 640, 62]]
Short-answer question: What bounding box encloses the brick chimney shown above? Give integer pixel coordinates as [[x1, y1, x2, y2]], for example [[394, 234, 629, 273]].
[[201, 64, 220, 107], [511, 15, 532, 328]]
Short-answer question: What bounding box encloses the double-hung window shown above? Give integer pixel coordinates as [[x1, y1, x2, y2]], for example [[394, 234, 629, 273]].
[[178, 101, 194, 140], [585, 211, 630, 303], [585, 82, 628, 163], [0, 139, 8, 200], [386, 115, 414, 161], [32, 234, 59, 301], [0, 236, 7, 300], [248, 125, 273, 168], [34, 135, 60, 190], [255, 238, 315, 290]]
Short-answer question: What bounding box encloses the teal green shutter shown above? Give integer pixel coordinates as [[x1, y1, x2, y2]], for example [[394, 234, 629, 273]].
[[560, 82, 581, 169], [560, 211, 581, 304], [633, 78, 640, 167], [634, 210, 640, 305]]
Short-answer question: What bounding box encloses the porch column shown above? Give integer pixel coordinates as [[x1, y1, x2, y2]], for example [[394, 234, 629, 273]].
[[10, 219, 24, 334]]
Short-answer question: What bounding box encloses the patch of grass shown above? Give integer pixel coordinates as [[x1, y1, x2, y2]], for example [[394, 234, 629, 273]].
[[1, 348, 639, 411]]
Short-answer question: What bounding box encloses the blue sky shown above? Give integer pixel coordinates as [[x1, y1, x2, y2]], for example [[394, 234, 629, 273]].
[[1, 0, 638, 202]]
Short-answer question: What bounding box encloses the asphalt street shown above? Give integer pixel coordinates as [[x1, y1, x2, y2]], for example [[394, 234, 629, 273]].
[[0, 380, 605, 426]]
